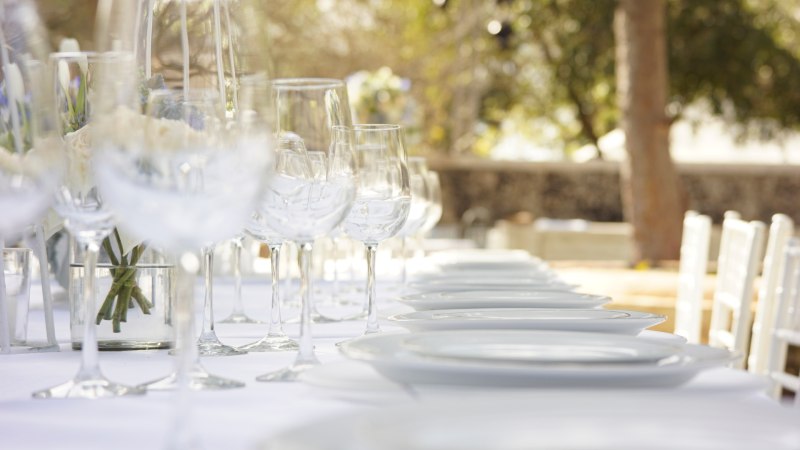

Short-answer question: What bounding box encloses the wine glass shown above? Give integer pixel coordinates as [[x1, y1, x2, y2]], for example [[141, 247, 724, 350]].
[[418, 170, 443, 237], [0, 0, 63, 355], [254, 78, 357, 382], [33, 52, 144, 399], [239, 77, 298, 352], [395, 156, 432, 284], [218, 236, 262, 324], [340, 125, 410, 335], [132, 0, 256, 357], [196, 242, 245, 356]]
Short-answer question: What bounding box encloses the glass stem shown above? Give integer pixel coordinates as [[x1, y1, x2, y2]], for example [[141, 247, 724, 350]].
[[0, 237, 9, 353], [364, 243, 380, 334], [294, 242, 317, 365], [231, 239, 244, 315], [401, 237, 408, 285], [169, 251, 200, 450], [77, 241, 101, 379], [33, 224, 57, 347], [199, 246, 215, 339], [267, 243, 285, 337], [331, 238, 339, 300]]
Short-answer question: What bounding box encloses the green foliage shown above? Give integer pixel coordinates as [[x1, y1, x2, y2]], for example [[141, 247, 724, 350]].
[[669, 0, 800, 138], [480, 0, 800, 155]]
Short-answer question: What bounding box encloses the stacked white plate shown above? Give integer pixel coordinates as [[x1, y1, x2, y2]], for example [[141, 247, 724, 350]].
[[408, 249, 575, 293], [388, 308, 665, 335], [339, 330, 735, 389], [397, 290, 611, 310], [406, 276, 576, 292]]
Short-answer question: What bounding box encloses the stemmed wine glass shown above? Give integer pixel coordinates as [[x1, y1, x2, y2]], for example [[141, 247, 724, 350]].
[[239, 104, 305, 352], [254, 78, 356, 382], [395, 156, 432, 284], [196, 242, 245, 356], [118, 88, 259, 390], [418, 170, 443, 238], [33, 52, 143, 399], [0, 0, 63, 355], [219, 236, 262, 324], [340, 125, 410, 335]]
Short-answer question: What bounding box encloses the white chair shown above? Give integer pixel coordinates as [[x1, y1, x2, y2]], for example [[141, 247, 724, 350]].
[[674, 211, 712, 344], [766, 237, 800, 404], [708, 216, 766, 368], [749, 214, 795, 374]]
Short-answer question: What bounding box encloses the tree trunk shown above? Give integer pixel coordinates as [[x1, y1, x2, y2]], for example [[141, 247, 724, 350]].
[[614, 0, 685, 263]]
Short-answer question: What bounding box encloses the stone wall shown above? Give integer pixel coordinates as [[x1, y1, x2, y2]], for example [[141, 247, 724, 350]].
[[429, 158, 800, 227]]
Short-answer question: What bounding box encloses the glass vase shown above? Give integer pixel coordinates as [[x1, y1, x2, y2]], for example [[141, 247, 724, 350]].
[[69, 251, 174, 351]]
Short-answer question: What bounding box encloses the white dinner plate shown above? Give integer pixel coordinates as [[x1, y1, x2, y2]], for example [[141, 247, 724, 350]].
[[260, 392, 800, 450], [388, 308, 665, 335], [411, 267, 556, 282], [397, 290, 611, 310], [401, 330, 678, 365], [428, 248, 538, 266], [339, 330, 735, 388], [407, 277, 577, 293]]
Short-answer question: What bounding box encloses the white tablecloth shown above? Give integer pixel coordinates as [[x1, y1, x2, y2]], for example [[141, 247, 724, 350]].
[[0, 276, 793, 450]]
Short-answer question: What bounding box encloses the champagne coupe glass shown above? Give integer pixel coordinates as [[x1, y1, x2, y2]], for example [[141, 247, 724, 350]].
[[340, 125, 410, 335], [219, 236, 262, 324], [255, 78, 356, 382], [0, 0, 63, 355], [33, 52, 144, 399]]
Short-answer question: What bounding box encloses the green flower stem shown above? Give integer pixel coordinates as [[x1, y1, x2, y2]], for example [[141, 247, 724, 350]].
[[102, 238, 120, 266], [132, 287, 152, 314], [95, 266, 138, 324], [94, 231, 153, 332]]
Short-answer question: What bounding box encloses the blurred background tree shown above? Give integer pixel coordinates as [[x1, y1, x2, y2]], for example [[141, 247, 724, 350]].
[[36, 0, 800, 262], [38, 0, 800, 158]]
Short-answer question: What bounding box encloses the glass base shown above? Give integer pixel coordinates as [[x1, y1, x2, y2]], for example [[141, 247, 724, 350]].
[[218, 312, 263, 324], [341, 310, 368, 321], [256, 357, 319, 382], [72, 340, 171, 351], [285, 311, 343, 324], [6, 342, 60, 353], [336, 327, 380, 347], [196, 333, 247, 357], [238, 334, 299, 352], [32, 374, 145, 399], [140, 364, 245, 391]]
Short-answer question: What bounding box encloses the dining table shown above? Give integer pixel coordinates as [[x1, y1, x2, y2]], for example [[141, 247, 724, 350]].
[[1, 246, 798, 450]]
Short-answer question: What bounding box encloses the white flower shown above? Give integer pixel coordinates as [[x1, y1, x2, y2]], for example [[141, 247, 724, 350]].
[[57, 59, 71, 94], [63, 124, 93, 193], [0, 146, 23, 173], [58, 38, 80, 53], [4, 62, 25, 105]]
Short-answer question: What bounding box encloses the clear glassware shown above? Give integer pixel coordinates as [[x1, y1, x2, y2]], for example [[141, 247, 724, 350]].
[[254, 78, 357, 382], [0, 0, 63, 355], [395, 156, 432, 284], [94, 1, 272, 447], [218, 236, 262, 324], [340, 125, 410, 335], [239, 85, 299, 350], [103, 88, 258, 391], [196, 244, 245, 356], [33, 52, 143, 399], [418, 171, 443, 237]]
